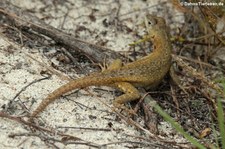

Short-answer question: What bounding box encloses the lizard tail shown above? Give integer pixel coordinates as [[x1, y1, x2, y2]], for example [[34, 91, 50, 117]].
[[30, 75, 118, 118]]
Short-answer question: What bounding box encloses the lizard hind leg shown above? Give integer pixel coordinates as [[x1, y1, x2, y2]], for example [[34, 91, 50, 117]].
[[113, 82, 140, 114]]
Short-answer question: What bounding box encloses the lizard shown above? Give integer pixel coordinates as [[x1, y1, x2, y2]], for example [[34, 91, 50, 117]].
[[30, 15, 173, 118]]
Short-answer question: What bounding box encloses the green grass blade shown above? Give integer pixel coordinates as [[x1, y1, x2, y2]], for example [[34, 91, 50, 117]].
[[154, 104, 206, 149], [217, 98, 225, 149]]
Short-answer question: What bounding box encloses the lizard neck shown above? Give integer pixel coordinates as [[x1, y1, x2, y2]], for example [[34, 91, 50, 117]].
[[151, 34, 172, 61]]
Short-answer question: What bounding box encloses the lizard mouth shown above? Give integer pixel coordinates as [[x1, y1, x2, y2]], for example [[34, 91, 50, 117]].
[[150, 35, 155, 39]]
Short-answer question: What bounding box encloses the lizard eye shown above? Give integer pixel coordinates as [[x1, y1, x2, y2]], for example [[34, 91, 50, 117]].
[[147, 18, 157, 26], [144, 15, 158, 31]]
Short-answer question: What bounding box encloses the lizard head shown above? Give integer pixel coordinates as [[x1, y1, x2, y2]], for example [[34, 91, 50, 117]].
[[144, 15, 169, 41]]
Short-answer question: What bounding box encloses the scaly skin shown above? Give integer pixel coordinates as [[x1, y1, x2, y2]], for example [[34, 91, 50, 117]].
[[31, 15, 172, 118]]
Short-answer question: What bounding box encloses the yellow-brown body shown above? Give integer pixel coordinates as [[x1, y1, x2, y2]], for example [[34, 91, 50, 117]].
[[31, 15, 172, 118]]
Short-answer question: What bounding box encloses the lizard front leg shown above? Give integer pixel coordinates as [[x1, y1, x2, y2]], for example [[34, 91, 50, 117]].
[[102, 59, 122, 72], [107, 59, 122, 70]]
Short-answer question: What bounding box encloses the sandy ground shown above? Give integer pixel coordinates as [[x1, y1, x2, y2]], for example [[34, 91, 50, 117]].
[[0, 0, 186, 148]]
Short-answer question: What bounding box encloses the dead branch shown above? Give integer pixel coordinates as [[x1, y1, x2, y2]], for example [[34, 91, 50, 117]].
[[0, 1, 122, 63]]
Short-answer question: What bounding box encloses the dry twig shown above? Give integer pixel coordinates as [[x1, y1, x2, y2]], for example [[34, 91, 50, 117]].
[[0, 1, 123, 63]]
